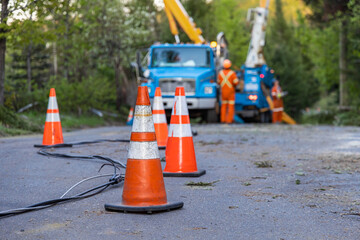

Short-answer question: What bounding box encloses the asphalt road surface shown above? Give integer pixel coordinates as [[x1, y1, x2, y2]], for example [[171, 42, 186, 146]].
[[1, 124, 360, 239]]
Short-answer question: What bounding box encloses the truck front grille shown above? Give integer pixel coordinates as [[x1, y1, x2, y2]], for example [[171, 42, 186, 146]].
[[159, 78, 195, 95]]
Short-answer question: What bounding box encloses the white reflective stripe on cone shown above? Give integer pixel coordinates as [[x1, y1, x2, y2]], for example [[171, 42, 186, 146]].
[[127, 141, 160, 159], [153, 114, 167, 124], [153, 97, 164, 110], [168, 124, 192, 137], [132, 105, 155, 133], [171, 96, 189, 116], [45, 113, 61, 122], [273, 107, 284, 112], [47, 97, 59, 110], [127, 110, 134, 121]]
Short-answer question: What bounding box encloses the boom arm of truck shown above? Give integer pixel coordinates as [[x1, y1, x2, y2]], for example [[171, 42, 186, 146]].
[[245, 0, 270, 68], [163, 0, 205, 44]]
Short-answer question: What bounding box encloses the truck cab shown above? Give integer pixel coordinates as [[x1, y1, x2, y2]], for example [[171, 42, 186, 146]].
[[141, 43, 219, 122]]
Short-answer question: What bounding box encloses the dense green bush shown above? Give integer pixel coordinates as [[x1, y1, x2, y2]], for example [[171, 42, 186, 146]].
[[301, 110, 336, 125], [0, 106, 42, 132], [301, 108, 360, 126], [334, 111, 360, 126], [33, 76, 117, 114]]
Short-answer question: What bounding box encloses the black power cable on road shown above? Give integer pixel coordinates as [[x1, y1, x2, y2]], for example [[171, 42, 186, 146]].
[[0, 173, 124, 218], [2, 132, 199, 218], [35, 138, 131, 168], [0, 139, 130, 218], [34, 138, 131, 148]]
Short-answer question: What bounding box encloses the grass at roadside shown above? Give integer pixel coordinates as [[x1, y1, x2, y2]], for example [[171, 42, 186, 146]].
[[23, 111, 109, 130], [301, 109, 360, 126], [0, 107, 126, 137], [0, 124, 34, 136]]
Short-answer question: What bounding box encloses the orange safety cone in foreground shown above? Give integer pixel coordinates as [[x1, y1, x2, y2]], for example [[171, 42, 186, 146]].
[[126, 107, 134, 125], [42, 88, 64, 146], [105, 86, 183, 213], [153, 87, 168, 149], [163, 87, 206, 177]]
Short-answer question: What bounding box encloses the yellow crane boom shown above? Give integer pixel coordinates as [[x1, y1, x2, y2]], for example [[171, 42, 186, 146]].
[[163, 0, 205, 44]]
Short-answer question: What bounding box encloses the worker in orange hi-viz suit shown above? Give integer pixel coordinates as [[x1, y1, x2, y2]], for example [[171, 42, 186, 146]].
[[271, 79, 284, 123], [217, 59, 240, 123]]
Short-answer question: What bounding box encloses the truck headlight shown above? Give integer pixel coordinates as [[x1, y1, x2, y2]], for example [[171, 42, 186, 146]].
[[204, 87, 213, 94]]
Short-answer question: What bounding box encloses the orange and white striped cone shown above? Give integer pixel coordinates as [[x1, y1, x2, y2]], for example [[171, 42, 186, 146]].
[[163, 87, 206, 177], [126, 107, 134, 125], [153, 87, 168, 149], [105, 86, 183, 213], [41, 88, 64, 146]]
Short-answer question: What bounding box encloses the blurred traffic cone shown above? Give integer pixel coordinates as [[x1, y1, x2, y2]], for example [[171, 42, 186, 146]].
[[42, 88, 64, 146], [163, 87, 206, 177], [153, 87, 168, 149], [126, 107, 134, 126], [105, 86, 183, 213]]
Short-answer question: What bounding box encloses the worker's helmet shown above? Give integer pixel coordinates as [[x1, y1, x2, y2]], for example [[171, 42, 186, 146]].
[[223, 59, 232, 69]]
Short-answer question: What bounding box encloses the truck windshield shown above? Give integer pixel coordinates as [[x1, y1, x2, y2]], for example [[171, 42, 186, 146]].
[[151, 47, 211, 68]]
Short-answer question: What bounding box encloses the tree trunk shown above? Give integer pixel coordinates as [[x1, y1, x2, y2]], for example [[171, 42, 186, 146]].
[[26, 43, 32, 93], [339, 18, 348, 108], [114, 60, 123, 110], [0, 0, 9, 106], [53, 42, 58, 76], [119, 65, 131, 105], [0, 36, 5, 106], [64, 0, 70, 82]]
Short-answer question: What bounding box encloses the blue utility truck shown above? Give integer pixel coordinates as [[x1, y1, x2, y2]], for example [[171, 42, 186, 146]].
[[134, 0, 229, 122], [234, 0, 274, 123], [141, 43, 221, 122], [235, 65, 274, 123]]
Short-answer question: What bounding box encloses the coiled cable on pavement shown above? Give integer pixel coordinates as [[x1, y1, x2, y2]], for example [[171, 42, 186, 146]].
[[35, 138, 129, 168], [34, 138, 130, 148], [0, 165, 124, 218], [0, 139, 130, 218]]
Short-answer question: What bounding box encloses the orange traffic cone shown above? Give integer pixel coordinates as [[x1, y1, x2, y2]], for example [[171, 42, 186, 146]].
[[105, 86, 183, 213], [163, 87, 206, 177], [126, 107, 134, 125], [153, 87, 168, 149], [42, 88, 64, 146]]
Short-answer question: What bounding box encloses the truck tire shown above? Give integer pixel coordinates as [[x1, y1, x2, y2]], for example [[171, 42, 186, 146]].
[[205, 109, 218, 123], [260, 112, 266, 123], [268, 111, 272, 123], [260, 111, 271, 123]]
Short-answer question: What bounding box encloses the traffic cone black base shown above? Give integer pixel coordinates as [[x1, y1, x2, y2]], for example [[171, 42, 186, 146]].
[[104, 86, 183, 214], [104, 201, 184, 214], [163, 169, 206, 178], [163, 87, 206, 178]]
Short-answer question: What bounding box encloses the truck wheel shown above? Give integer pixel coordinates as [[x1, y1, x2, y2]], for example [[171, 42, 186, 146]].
[[267, 111, 272, 123], [260, 112, 266, 123], [260, 111, 271, 123], [205, 109, 218, 123]]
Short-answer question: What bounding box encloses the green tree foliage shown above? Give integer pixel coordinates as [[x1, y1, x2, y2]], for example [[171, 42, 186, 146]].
[[1, 0, 359, 125], [265, 0, 319, 116], [212, 0, 249, 68], [302, 0, 360, 108], [183, 0, 216, 41], [3, 0, 156, 113]]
